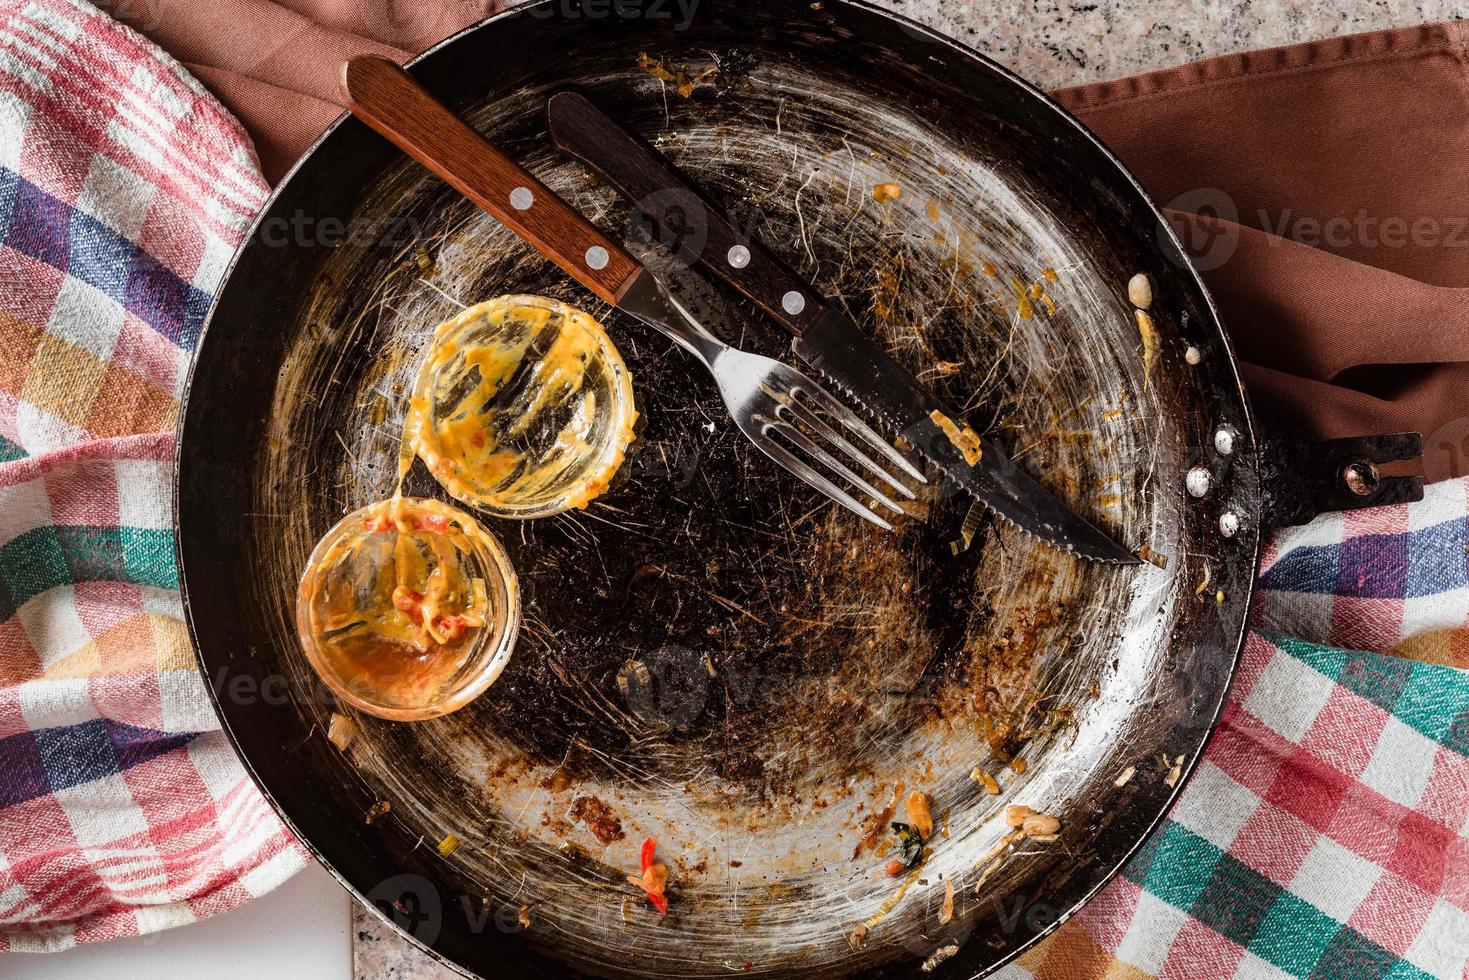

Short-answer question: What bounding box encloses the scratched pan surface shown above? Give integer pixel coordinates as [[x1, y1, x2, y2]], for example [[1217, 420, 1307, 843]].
[[176, 2, 1259, 977]]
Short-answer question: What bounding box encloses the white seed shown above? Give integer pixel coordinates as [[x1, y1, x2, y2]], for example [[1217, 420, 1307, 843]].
[[1022, 813, 1060, 837], [1128, 273, 1153, 310]]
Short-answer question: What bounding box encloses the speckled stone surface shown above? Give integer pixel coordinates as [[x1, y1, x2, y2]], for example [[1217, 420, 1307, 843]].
[[349, 1, 1465, 976]]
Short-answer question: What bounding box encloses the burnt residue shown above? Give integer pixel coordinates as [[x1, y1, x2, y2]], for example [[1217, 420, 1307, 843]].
[[570, 796, 625, 845], [178, 3, 1255, 979]]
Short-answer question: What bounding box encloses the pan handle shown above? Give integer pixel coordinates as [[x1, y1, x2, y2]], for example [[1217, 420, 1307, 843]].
[[546, 89, 828, 337], [341, 57, 643, 306], [1259, 431, 1423, 528]]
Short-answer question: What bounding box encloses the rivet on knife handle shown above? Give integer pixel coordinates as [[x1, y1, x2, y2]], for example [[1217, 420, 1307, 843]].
[[342, 58, 642, 305], [546, 89, 826, 335]]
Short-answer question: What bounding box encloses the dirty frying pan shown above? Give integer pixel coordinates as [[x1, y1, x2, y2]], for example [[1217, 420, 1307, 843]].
[[174, 2, 1422, 977]]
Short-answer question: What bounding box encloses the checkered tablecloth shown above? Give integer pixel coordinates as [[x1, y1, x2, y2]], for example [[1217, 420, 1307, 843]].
[[0, 0, 304, 952], [1006, 482, 1469, 979], [0, 0, 1465, 973]]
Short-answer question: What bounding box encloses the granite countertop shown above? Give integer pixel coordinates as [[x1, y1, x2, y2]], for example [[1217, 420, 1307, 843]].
[[351, 1, 1464, 976]]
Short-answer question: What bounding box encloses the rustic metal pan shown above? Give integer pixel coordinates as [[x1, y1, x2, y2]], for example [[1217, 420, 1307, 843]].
[[174, 2, 1419, 977]]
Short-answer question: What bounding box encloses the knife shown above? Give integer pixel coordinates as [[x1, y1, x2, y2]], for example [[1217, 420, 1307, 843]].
[[546, 91, 1138, 563]]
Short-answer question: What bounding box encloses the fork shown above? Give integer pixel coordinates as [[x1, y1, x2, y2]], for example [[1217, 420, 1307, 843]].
[[342, 56, 926, 529]]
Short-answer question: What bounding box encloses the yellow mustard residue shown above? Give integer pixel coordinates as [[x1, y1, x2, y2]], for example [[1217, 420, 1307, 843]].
[[1135, 308, 1159, 388], [871, 182, 902, 203], [404, 295, 638, 518], [928, 409, 982, 466], [1010, 276, 1034, 320]]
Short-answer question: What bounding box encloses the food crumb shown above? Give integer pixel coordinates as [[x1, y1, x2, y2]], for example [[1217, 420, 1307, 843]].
[[1008, 757, 1027, 775], [922, 943, 960, 972], [569, 796, 625, 844], [365, 801, 390, 825], [928, 410, 982, 466], [1011, 276, 1035, 320], [939, 879, 955, 925], [437, 833, 463, 857], [327, 712, 356, 751], [1128, 272, 1153, 310], [1137, 545, 1169, 569], [1136, 309, 1159, 384], [871, 182, 902, 203], [1004, 804, 1060, 839], [906, 791, 934, 840], [970, 767, 1001, 795], [1114, 766, 1137, 787], [636, 51, 695, 98], [518, 905, 532, 929]]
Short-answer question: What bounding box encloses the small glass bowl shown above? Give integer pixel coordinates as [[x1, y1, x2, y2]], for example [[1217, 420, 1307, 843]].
[[295, 497, 520, 721], [405, 294, 638, 519]]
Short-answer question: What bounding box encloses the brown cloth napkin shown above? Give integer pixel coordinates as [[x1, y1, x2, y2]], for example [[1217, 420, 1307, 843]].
[[103, 2, 1469, 478]]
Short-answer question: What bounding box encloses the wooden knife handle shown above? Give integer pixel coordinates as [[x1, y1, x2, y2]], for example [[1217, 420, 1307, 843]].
[[546, 89, 828, 335], [341, 56, 642, 306]]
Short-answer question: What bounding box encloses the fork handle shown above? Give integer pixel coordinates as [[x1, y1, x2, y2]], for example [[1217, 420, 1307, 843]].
[[546, 89, 828, 336], [341, 57, 643, 306]]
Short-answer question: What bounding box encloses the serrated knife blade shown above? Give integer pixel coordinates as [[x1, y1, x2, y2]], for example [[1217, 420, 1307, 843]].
[[794, 309, 1138, 564]]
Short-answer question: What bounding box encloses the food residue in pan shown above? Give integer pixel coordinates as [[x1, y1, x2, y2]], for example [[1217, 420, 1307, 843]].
[[1135, 308, 1159, 386], [629, 837, 671, 915], [928, 409, 982, 466], [635, 49, 758, 99], [569, 795, 625, 845], [871, 181, 902, 203], [1004, 804, 1061, 841]]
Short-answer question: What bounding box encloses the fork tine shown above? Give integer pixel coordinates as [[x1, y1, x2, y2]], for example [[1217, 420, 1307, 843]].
[[758, 415, 907, 515], [786, 380, 928, 483], [774, 392, 916, 499], [749, 436, 893, 530]]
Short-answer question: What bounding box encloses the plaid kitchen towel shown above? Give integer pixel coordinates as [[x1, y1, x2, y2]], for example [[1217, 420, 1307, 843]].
[[1004, 476, 1469, 980], [0, 0, 305, 952]]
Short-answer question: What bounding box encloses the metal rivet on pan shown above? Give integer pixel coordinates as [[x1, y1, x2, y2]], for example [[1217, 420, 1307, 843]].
[[1219, 510, 1241, 538], [1184, 345, 1202, 365], [1214, 426, 1237, 456], [782, 290, 806, 315], [1186, 466, 1212, 498], [585, 246, 609, 270], [509, 186, 534, 210], [1342, 460, 1380, 497], [727, 245, 751, 269]]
